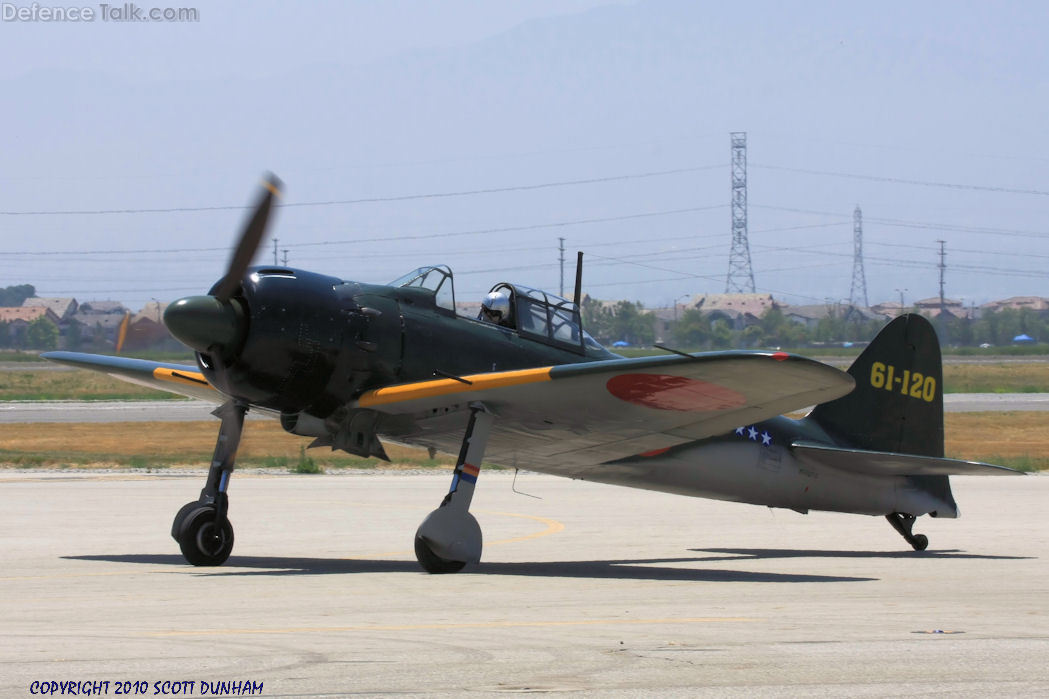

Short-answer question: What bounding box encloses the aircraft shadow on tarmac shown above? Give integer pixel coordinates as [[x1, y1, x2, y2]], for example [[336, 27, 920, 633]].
[[64, 553, 878, 583], [689, 548, 1032, 562]]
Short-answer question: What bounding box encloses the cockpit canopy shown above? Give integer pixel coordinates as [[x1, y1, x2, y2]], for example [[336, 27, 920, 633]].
[[485, 282, 601, 353], [389, 265, 455, 312], [390, 265, 601, 353]]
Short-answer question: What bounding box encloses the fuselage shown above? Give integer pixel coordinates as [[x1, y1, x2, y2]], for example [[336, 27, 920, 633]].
[[195, 266, 615, 421], [190, 266, 956, 520], [572, 415, 958, 519]]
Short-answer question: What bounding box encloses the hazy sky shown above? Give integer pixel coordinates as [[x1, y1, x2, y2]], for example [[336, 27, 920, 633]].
[[2, 0, 1048, 312]]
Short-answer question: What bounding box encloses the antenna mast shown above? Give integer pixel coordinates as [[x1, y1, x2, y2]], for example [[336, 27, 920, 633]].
[[559, 237, 566, 297]]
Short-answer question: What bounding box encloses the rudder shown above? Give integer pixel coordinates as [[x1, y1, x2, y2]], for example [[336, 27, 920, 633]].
[[808, 314, 943, 458]]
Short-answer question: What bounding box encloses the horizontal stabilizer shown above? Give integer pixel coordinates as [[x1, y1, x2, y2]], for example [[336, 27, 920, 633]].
[[792, 441, 1025, 477]]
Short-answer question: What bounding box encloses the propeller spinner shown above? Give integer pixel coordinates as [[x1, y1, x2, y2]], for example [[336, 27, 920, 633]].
[[163, 174, 282, 354]]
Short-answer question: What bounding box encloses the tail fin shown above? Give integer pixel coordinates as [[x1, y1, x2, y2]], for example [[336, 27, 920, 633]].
[[808, 314, 943, 457]]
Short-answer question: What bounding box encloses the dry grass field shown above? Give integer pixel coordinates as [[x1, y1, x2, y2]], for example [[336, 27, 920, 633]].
[[0, 421, 454, 471], [0, 370, 180, 401], [0, 413, 1043, 471], [942, 363, 1049, 393], [943, 412, 1049, 470]]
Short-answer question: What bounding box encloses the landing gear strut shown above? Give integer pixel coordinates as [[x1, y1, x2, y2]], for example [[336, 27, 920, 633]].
[[171, 401, 246, 566], [886, 512, 929, 551], [414, 404, 493, 573]]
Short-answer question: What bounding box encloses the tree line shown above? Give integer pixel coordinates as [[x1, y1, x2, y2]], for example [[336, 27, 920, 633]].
[[582, 298, 1049, 350], [5, 285, 1048, 352]]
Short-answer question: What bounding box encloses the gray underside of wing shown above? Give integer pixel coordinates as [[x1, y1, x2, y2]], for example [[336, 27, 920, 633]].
[[373, 353, 854, 474], [41, 351, 222, 403]]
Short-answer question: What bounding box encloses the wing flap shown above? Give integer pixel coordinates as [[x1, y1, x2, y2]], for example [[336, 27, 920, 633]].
[[792, 441, 1025, 477], [41, 351, 221, 403]]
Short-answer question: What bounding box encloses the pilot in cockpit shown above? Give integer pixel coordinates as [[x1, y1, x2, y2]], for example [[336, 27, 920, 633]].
[[480, 289, 514, 328]]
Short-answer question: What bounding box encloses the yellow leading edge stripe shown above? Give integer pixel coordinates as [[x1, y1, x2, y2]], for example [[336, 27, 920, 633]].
[[357, 366, 553, 407], [149, 364, 554, 402], [152, 367, 213, 389]]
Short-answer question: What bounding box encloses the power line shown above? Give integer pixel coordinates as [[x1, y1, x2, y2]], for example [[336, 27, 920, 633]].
[[0, 204, 727, 256], [0, 164, 725, 216], [753, 203, 1049, 241], [870, 240, 1049, 261], [752, 163, 1049, 197]]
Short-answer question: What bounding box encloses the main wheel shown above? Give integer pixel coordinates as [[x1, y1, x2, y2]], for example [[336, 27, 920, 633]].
[[911, 534, 929, 551], [176, 506, 234, 566], [171, 501, 200, 539], [414, 535, 467, 574]]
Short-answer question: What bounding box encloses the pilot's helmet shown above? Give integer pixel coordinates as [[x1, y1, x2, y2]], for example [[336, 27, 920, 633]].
[[482, 290, 511, 322]]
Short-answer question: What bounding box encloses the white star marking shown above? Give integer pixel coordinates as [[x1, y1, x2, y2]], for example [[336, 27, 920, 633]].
[[761, 431, 772, 446], [735, 426, 745, 436], [747, 426, 758, 441]]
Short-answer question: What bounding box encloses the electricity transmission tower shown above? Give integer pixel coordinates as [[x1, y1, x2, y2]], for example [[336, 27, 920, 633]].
[[849, 205, 869, 308], [725, 132, 755, 293]]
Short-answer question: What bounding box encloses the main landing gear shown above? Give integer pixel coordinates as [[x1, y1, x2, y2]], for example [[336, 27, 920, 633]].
[[171, 401, 246, 566], [414, 404, 494, 574], [886, 512, 929, 551]]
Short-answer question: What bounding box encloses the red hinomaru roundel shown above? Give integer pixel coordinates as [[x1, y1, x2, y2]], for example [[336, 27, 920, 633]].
[[606, 373, 747, 412]]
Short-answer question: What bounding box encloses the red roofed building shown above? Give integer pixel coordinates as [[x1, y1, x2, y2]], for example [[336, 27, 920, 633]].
[[0, 306, 62, 346]]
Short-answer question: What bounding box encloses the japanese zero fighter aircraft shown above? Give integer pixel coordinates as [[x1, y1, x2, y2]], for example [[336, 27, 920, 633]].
[[43, 176, 1022, 572]]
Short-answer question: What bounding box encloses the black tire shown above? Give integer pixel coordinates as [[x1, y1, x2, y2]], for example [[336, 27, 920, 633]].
[[911, 534, 929, 552], [177, 506, 234, 566], [171, 501, 201, 539], [414, 535, 467, 574]]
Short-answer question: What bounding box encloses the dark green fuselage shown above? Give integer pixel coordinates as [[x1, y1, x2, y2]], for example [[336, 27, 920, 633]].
[[198, 267, 615, 421]]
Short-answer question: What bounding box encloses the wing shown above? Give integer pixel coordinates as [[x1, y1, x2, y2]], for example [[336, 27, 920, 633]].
[[792, 441, 1025, 477], [358, 351, 854, 476], [40, 351, 222, 403]]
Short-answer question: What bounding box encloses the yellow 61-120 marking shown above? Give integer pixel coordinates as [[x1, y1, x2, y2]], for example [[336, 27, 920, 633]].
[[869, 361, 937, 402]]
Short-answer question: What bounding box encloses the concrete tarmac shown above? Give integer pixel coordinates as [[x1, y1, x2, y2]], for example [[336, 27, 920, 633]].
[[1, 471, 1046, 696], [0, 400, 248, 423]]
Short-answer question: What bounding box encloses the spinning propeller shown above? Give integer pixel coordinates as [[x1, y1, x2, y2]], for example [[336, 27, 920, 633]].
[[163, 173, 283, 355]]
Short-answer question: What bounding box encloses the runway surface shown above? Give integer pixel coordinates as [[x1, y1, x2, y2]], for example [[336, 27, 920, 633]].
[[943, 392, 1049, 412], [3, 393, 1048, 423], [1, 471, 1046, 696], [0, 400, 241, 423]]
